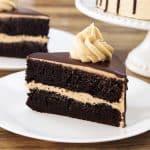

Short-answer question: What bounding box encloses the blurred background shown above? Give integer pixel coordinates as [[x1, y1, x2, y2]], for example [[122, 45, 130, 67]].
[[31, 0, 146, 50], [19, 0, 146, 51]]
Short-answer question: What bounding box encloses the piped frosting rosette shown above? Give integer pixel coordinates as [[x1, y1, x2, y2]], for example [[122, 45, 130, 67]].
[[70, 23, 114, 63], [0, 0, 16, 12]]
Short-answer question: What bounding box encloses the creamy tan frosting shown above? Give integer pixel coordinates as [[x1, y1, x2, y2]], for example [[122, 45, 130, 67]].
[[27, 81, 125, 113], [0, 33, 48, 43], [70, 23, 114, 63], [0, 13, 49, 19], [0, 0, 16, 12]]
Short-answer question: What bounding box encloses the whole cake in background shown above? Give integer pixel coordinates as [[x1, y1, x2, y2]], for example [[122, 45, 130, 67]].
[[0, 0, 49, 58], [26, 24, 127, 128], [96, 0, 150, 20]]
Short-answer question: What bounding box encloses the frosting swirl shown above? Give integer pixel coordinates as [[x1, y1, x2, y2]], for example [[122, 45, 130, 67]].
[[70, 23, 114, 63], [0, 0, 16, 12]]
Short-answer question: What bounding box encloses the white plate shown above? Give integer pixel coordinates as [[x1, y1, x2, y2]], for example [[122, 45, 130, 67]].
[[0, 28, 74, 70], [75, 0, 150, 30], [0, 71, 149, 143]]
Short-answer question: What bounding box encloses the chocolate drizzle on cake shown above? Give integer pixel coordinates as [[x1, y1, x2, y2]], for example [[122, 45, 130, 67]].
[[116, 0, 120, 14], [96, 0, 102, 6], [100, 0, 102, 6], [133, 0, 137, 14], [97, 0, 137, 15], [104, 0, 109, 12]]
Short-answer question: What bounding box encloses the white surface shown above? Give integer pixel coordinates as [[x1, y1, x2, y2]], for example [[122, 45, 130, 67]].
[[75, 0, 150, 30], [0, 71, 149, 143], [76, 0, 150, 77], [126, 31, 150, 77], [0, 28, 74, 70]]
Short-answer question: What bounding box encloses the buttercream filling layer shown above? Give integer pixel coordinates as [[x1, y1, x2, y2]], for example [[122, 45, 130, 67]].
[[29, 58, 125, 81], [0, 34, 48, 43], [27, 81, 125, 113], [0, 13, 49, 19]]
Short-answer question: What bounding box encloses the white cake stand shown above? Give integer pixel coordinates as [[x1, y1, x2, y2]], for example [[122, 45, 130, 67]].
[[76, 0, 150, 77]]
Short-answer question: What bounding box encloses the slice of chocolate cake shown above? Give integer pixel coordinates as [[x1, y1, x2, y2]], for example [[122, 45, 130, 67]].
[[26, 52, 127, 127], [26, 24, 127, 127], [0, 1, 49, 58]]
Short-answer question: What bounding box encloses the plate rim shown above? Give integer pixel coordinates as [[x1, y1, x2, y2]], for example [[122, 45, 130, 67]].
[[0, 122, 148, 143], [0, 71, 149, 143]]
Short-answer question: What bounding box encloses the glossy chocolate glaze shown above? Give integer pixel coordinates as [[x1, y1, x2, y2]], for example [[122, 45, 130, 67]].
[[28, 52, 126, 77]]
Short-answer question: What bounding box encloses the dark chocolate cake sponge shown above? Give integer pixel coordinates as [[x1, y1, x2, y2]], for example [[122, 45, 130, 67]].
[[0, 8, 49, 36]]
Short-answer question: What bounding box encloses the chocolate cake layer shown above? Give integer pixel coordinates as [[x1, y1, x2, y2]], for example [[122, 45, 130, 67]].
[[0, 9, 49, 36], [0, 18, 49, 36], [27, 89, 123, 127], [0, 42, 47, 58], [26, 58, 125, 102]]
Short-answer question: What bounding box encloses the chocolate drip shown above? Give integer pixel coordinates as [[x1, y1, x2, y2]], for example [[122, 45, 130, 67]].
[[133, 0, 137, 14], [100, 0, 102, 6], [98, 0, 137, 15], [116, 0, 120, 14], [104, 0, 109, 12], [97, 0, 103, 7], [96, 0, 98, 6]]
